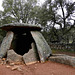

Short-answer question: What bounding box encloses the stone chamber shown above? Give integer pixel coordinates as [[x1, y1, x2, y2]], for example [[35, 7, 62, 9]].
[[0, 23, 52, 65], [11, 31, 35, 55]]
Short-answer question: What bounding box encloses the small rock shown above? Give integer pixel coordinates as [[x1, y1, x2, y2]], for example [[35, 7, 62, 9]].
[[6, 65, 11, 68], [12, 66, 19, 70], [26, 61, 38, 65], [14, 62, 24, 65], [10, 63, 15, 66], [6, 59, 11, 64], [2, 58, 6, 61], [12, 66, 22, 71], [17, 66, 22, 72]]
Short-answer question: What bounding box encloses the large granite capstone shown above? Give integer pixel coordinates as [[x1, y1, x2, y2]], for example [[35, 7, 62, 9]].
[[0, 23, 41, 31]]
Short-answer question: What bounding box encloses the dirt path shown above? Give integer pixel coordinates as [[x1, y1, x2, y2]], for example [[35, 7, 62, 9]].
[[0, 61, 75, 75]]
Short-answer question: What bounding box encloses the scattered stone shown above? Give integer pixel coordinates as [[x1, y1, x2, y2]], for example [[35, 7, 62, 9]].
[[6, 65, 11, 68], [7, 50, 23, 62], [17, 66, 22, 72], [6, 59, 11, 64], [26, 61, 38, 65], [12, 66, 22, 71], [0, 58, 7, 65], [14, 62, 24, 65], [12, 66, 19, 70], [10, 63, 15, 66], [2, 58, 6, 61], [48, 54, 75, 67]]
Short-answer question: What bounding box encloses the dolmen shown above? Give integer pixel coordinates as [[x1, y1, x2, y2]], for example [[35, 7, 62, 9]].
[[0, 23, 52, 65]]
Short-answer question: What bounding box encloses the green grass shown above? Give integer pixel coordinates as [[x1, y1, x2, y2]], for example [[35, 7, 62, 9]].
[[52, 49, 75, 54]]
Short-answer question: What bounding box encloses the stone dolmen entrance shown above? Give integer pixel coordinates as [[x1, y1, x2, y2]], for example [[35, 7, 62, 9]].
[[0, 23, 52, 65]]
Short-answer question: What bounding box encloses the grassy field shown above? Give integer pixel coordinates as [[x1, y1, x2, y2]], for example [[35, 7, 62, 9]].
[[52, 49, 75, 56]]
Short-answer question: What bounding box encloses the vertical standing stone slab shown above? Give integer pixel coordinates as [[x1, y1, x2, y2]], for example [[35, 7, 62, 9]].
[[31, 31, 52, 62], [23, 43, 39, 65], [7, 49, 23, 62], [0, 31, 14, 58]]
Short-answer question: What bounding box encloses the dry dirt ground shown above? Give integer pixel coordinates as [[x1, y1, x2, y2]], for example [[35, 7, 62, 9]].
[[0, 61, 75, 75]]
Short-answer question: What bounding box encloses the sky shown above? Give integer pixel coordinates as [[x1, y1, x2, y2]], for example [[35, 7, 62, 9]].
[[37, 0, 46, 6], [0, 0, 3, 11], [0, 0, 46, 11], [0, 0, 74, 28]]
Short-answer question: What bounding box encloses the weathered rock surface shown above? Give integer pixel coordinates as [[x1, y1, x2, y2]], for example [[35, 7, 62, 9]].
[[48, 54, 75, 67], [7, 50, 23, 62], [23, 43, 39, 65], [31, 31, 52, 62], [0, 23, 41, 31], [0, 31, 14, 58], [0, 23, 52, 64]]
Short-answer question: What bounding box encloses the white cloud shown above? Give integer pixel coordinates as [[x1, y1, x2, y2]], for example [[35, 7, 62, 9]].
[[37, 0, 46, 6], [0, 0, 4, 11]]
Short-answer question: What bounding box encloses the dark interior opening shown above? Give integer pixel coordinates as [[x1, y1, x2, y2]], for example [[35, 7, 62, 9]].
[[11, 31, 34, 55]]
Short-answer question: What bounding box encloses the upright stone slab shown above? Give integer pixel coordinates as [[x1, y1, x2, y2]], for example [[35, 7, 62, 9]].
[[0, 31, 14, 58], [31, 31, 52, 62], [7, 49, 23, 62], [23, 43, 39, 65]]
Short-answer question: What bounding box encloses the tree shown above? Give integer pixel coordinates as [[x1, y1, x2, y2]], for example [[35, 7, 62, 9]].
[[39, 0, 75, 43], [0, 0, 40, 44], [1, 0, 39, 24]]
